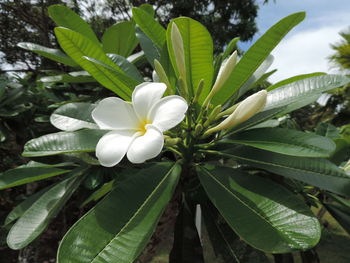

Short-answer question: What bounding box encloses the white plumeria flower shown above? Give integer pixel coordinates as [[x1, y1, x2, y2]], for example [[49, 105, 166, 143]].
[[92, 82, 188, 167]]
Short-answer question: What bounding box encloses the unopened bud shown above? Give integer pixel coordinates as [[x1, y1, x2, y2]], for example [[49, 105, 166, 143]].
[[205, 90, 267, 134], [203, 51, 237, 106], [165, 137, 182, 146], [204, 105, 222, 127], [171, 23, 186, 82]]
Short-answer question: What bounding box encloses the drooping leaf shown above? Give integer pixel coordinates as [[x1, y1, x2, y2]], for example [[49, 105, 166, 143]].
[[132, 7, 166, 49], [264, 74, 350, 112], [17, 42, 78, 67], [212, 12, 306, 105], [0, 164, 70, 190], [7, 169, 85, 249], [102, 21, 138, 57], [267, 72, 326, 91], [198, 165, 321, 253], [48, 4, 100, 45], [22, 129, 108, 157], [223, 127, 336, 157], [39, 71, 95, 83], [50, 102, 97, 131], [57, 162, 181, 263], [54, 27, 134, 99], [220, 146, 350, 197], [167, 17, 214, 102]]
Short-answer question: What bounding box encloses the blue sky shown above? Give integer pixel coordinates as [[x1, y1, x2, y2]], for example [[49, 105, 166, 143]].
[[241, 0, 350, 82]]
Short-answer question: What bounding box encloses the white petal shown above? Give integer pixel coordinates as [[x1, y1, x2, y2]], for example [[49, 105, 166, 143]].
[[148, 95, 188, 132], [96, 130, 135, 167], [132, 82, 167, 121], [127, 125, 164, 164], [92, 97, 139, 130]]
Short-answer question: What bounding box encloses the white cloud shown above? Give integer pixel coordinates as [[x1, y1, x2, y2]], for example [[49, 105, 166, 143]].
[[268, 24, 347, 82]]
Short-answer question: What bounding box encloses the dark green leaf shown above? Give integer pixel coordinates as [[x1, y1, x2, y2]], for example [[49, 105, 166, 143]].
[[107, 53, 143, 81], [198, 165, 320, 253], [23, 129, 108, 157], [57, 162, 181, 263], [7, 169, 85, 249], [224, 127, 336, 157]]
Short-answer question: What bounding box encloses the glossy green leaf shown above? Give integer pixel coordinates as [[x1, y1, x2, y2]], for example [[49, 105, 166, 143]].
[[50, 102, 97, 131], [167, 17, 214, 102], [224, 127, 336, 157], [267, 72, 326, 91], [132, 7, 166, 49], [23, 129, 108, 157], [57, 162, 181, 263], [107, 53, 143, 81], [48, 4, 100, 45], [7, 170, 85, 249], [5, 185, 53, 225], [198, 165, 321, 253], [220, 146, 350, 197], [212, 12, 306, 105], [102, 21, 138, 57], [17, 42, 78, 67], [264, 74, 350, 112], [0, 163, 70, 190], [54, 27, 134, 99]]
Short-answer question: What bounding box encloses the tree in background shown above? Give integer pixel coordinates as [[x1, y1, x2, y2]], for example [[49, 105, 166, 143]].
[[330, 27, 350, 73], [0, 0, 270, 71]]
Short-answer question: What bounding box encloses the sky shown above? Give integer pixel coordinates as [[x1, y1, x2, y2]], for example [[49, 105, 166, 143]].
[[241, 0, 350, 82]]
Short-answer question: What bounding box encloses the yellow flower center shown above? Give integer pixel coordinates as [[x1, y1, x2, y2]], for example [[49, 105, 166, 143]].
[[138, 120, 151, 135]]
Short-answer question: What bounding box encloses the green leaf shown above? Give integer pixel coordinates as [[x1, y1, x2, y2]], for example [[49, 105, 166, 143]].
[[50, 102, 97, 131], [139, 3, 155, 17], [5, 185, 53, 225], [132, 7, 166, 49], [102, 21, 138, 57], [7, 169, 85, 249], [81, 180, 114, 207], [198, 165, 321, 253], [39, 71, 95, 83], [57, 162, 181, 263], [212, 12, 306, 105], [169, 201, 204, 263], [17, 42, 78, 67], [48, 4, 100, 45], [220, 146, 350, 197], [224, 127, 336, 157], [264, 74, 350, 112], [0, 164, 70, 190], [167, 17, 214, 102], [237, 55, 274, 98], [267, 72, 326, 91], [135, 27, 160, 67], [54, 27, 134, 99], [23, 129, 108, 157], [222, 37, 239, 60], [315, 123, 341, 139], [324, 202, 350, 235], [107, 53, 143, 82]]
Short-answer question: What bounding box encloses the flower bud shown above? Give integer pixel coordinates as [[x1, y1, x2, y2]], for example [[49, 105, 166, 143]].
[[203, 51, 237, 106], [205, 90, 267, 134], [171, 23, 186, 81]]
